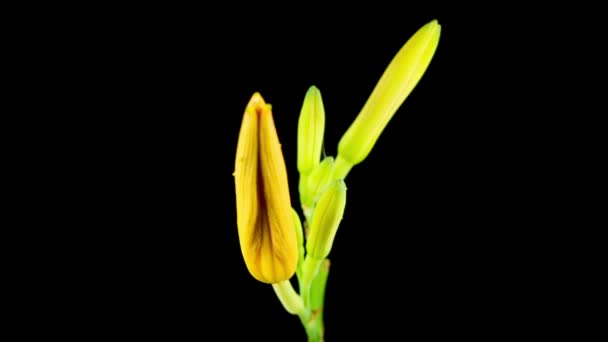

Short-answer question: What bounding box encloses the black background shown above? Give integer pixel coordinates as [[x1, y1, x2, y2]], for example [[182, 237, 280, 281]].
[[27, 3, 565, 340]]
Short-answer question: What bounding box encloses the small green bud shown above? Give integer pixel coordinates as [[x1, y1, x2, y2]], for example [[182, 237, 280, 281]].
[[297, 85, 326, 175], [301, 157, 335, 212], [336, 20, 441, 179], [306, 180, 347, 260], [291, 208, 305, 281], [292, 208, 304, 250]]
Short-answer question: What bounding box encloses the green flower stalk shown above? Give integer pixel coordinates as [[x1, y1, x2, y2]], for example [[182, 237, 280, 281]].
[[334, 19, 442, 179], [272, 280, 306, 315]]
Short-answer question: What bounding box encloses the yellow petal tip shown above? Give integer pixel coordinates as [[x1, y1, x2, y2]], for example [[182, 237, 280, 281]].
[[247, 92, 266, 115]]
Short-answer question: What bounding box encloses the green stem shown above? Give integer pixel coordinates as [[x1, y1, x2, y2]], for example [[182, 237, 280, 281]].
[[301, 257, 322, 308], [332, 154, 353, 180], [297, 298, 324, 342], [296, 258, 329, 341], [297, 171, 331, 341], [272, 280, 306, 316]]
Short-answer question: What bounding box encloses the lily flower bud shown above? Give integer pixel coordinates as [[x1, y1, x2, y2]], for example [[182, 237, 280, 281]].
[[297, 85, 326, 175], [335, 20, 441, 179], [306, 180, 347, 260], [234, 93, 298, 284], [307, 157, 334, 203]]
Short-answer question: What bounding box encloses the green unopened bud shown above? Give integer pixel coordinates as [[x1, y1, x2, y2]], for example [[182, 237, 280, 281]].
[[336, 20, 441, 179], [301, 157, 335, 213], [297, 85, 325, 175], [291, 208, 305, 281], [292, 208, 304, 249], [306, 180, 347, 260]]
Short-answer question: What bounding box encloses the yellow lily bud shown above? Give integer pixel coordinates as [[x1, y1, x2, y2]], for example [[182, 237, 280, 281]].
[[234, 93, 298, 284], [297, 85, 325, 174], [306, 180, 347, 260], [335, 19, 441, 179]]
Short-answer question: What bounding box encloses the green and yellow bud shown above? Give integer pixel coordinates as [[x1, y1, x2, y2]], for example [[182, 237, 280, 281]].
[[297, 85, 325, 175], [306, 180, 347, 260], [335, 19, 441, 179], [234, 93, 298, 284]]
